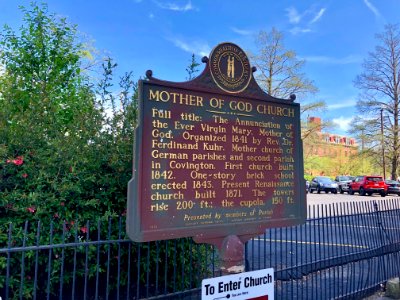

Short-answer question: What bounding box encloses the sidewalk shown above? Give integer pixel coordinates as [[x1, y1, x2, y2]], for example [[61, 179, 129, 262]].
[[364, 295, 392, 299], [364, 289, 394, 300]]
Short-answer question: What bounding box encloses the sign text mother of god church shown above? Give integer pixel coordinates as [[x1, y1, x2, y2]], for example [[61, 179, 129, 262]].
[[127, 43, 306, 242]]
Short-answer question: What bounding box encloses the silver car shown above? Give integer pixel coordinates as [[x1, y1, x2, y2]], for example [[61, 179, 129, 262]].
[[309, 176, 339, 194], [334, 175, 355, 194]]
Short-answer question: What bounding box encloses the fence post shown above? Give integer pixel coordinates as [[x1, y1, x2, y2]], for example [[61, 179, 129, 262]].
[[219, 235, 245, 275], [374, 200, 388, 282]]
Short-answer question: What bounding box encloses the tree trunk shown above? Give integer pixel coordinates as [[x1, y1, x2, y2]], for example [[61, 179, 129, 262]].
[[391, 93, 399, 180]]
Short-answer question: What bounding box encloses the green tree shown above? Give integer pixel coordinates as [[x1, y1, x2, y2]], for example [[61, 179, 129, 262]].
[[346, 151, 379, 176], [250, 28, 319, 99], [353, 24, 400, 179], [185, 53, 200, 80], [0, 4, 204, 298], [249, 28, 326, 143], [0, 3, 96, 149], [0, 3, 105, 223], [0, 3, 139, 297], [348, 117, 383, 175]]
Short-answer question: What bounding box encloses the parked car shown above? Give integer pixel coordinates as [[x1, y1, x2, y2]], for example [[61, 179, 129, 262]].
[[308, 176, 339, 194], [334, 175, 355, 194], [306, 180, 310, 194], [348, 175, 387, 196], [385, 180, 400, 196]]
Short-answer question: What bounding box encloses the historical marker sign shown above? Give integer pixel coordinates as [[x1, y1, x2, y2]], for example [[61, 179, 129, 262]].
[[127, 43, 306, 243]]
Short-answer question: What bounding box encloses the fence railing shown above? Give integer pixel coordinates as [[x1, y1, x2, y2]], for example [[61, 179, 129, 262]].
[[1, 198, 400, 299]]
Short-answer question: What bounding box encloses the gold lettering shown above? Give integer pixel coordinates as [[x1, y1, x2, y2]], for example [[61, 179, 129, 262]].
[[148, 89, 204, 107], [150, 192, 184, 201], [232, 144, 256, 152], [192, 153, 226, 161], [225, 212, 247, 218], [151, 181, 187, 190], [221, 180, 250, 188], [149, 89, 169, 102], [259, 128, 282, 137], [195, 190, 216, 199], [184, 213, 212, 221], [256, 104, 295, 117], [240, 199, 265, 208], [151, 150, 188, 160], [174, 121, 195, 131]]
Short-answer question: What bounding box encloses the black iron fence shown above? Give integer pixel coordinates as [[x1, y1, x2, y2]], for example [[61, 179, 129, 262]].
[[1, 199, 400, 299]]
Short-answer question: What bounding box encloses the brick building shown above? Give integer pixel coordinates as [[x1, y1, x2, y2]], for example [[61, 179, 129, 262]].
[[304, 117, 359, 176]]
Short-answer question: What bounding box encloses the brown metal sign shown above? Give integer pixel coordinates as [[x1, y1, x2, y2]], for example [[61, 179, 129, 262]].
[[127, 43, 306, 243]]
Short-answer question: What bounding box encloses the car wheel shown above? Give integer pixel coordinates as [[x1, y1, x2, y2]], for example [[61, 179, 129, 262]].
[[367, 192, 372, 196], [381, 192, 386, 197], [349, 188, 354, 195], [317, 187, 321, 194], [309, 189, 313, 193], [397, 193, 400, 196], [359, 187, 365, 196], [333, 189, 337, 194], [340, 187, 344, 194]]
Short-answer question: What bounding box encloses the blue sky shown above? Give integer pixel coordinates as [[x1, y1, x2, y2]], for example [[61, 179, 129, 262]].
[[1, 0, 399, 135]]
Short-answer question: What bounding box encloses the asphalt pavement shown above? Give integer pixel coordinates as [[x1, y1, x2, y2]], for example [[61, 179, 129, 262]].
[[246, 193, 400, 299], [306, 192, 400, 218], [307, 190, 399, 205]]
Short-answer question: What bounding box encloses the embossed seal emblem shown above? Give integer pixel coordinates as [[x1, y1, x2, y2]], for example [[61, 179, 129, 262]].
[[209, 42, 251, 94]]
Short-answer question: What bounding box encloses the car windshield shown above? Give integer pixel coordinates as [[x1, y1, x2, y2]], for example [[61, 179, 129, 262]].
[[338, 176, 350, 181], [318, 177, 333, 183], [366, 177, 383, 182], [386, 180, 398, 184]]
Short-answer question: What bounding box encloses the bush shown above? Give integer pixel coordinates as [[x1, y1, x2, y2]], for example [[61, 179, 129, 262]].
[[0, 2, 137, 225], [0, 3, 210, 298]]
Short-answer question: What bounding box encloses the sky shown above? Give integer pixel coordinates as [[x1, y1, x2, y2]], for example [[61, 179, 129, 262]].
[[0, 0, 399, 136]]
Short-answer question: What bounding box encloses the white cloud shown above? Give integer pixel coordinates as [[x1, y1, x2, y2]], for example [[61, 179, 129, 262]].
[[310, 8, 326, 24], [303, 54, 362, 65], [363, 0, 381, 18], [231, 27, 254, 36], [154, 0, 196, 12], [286, 5, 327, 35], [290, 27, 312, 35], [332, 116, 353, 132], [149, 13, 155, 19], [286, 7, 301, 24], [328, 100, 357, 110], [168, 37, 210, 57]]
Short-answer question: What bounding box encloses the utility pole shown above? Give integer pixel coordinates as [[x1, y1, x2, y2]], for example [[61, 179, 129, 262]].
[[381, 108, 386, 179], [361, 128, 365, 174]]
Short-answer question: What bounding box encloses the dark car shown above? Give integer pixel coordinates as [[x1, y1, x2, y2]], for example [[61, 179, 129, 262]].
[[349, 175, 387, 196], [334, 175, 355, 194], [308, 176, 339, 194], [385, 180, 400, 196]]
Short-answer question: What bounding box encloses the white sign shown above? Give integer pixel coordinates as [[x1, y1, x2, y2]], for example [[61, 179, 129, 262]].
[[201, 268, 274, 300]]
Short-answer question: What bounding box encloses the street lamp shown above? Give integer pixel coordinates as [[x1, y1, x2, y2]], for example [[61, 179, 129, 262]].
[[380, 108, 386, 179]]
